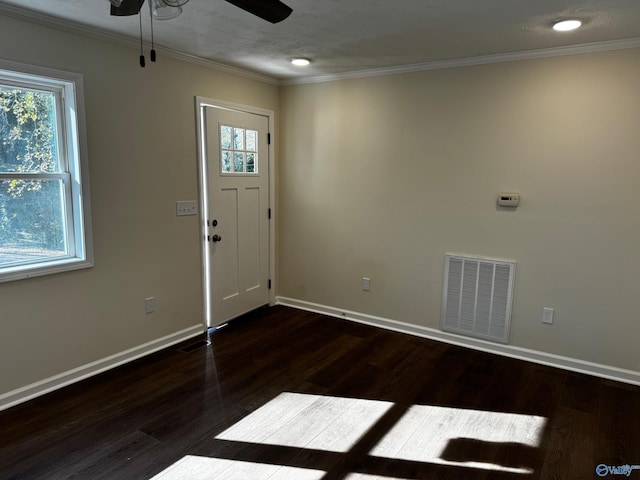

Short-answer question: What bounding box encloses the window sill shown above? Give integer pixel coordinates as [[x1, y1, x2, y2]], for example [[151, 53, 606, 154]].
[[0, 257, 94, 283]]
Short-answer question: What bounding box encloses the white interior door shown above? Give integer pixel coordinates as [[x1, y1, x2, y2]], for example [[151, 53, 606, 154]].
[[205, 106, 270, 327]]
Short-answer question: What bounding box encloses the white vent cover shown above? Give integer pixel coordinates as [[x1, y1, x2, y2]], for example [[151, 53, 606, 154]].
[[442, 254, 516, 344]]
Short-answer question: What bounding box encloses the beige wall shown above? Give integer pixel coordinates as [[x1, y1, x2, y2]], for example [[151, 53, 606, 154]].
[[279, 49, 640, 371], [0, 15, 279, 395], [2, 10, 639, 399]]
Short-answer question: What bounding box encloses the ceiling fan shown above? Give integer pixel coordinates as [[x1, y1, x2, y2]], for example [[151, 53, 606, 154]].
[[110, 0, 292, 67], [110, 0, 293, 24]]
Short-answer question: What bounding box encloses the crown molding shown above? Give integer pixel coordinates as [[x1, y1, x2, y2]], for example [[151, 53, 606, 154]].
[[282, 37, 640, 86], [2, 3, 639, 88], [0, 2, 280, 86]]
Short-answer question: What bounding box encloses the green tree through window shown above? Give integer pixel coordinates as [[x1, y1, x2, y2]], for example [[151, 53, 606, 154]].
[[0, 86, 65, 261]]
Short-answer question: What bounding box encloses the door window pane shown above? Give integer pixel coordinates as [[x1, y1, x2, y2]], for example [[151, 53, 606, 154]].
[[234, 152, 245, 172], [220, 125, 232, 149], [246, 153, 255, 173], [221, 151, 232, 173], [219, 125, 259, 175], [233, 128, 245, 150], [246, 130, 256, 152]]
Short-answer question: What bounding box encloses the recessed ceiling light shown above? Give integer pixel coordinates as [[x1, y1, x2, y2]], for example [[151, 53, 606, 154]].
[[553, 19, 582, 32], [291, 58, 310, 66]]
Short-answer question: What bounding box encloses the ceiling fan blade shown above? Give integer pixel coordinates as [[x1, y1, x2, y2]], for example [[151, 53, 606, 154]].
[[110, 0, 145, 16], [224, 0, 292, 24]]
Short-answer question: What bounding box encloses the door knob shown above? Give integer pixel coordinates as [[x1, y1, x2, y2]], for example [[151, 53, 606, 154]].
[[211, 234, 222, 242]]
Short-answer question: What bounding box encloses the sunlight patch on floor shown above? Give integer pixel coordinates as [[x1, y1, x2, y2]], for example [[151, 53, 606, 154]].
[[150, 455, 325, 480], [369, 404, 546, 475], [216, 392, 394, 452], [151, 393, 547, 479]]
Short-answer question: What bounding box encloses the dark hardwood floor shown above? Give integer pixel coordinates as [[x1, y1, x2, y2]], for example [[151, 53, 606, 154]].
[[1, 305, 639, 479]]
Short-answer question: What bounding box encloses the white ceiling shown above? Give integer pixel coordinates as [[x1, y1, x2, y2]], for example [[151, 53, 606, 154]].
[[1, 0, 640, 82]]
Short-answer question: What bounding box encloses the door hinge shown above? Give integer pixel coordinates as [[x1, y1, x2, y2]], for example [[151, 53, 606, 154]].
[[267, 133, 271, 145], [268, 279, 272, 290], [268, 208, 272, 219]]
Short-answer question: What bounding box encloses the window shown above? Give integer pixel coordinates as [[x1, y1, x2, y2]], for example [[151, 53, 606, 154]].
[[0, 61, 92, 282], [220, 125, 258, 174]]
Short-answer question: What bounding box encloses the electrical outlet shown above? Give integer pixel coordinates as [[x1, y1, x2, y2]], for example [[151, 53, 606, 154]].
[[542, 307, 554, 324], [145, 297, 155, 314], [176, 201, 197, 216], [362, 277, 371, 292]]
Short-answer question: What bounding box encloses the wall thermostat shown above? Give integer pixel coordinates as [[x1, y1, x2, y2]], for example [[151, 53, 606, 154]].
[[497, 193, 520, 207]]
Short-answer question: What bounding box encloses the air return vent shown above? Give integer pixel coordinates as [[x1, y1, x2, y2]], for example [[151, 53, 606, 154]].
[[442, 254, 516, 344]]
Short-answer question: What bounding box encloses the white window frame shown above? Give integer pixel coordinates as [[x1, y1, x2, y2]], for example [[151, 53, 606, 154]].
[[0, 60, 93, 282]]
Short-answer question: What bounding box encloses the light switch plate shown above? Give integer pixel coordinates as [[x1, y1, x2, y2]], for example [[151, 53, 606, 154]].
[[176, 201, 197, 216]]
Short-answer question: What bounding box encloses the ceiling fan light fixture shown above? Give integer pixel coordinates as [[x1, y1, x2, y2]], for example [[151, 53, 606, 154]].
[[291, 58, 310, 66], [163, 0, 191, 6], [553, 19, 582, 32], [150, 0, 182, 20]]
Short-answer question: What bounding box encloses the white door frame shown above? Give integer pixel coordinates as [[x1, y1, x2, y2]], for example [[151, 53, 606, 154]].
[[195, 96, 276, 328]]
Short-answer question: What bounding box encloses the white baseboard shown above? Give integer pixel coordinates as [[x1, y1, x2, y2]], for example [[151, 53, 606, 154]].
[[277, 296, 640, 387], [4, 299, 637, 412], [0, 325, 204, 412]]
